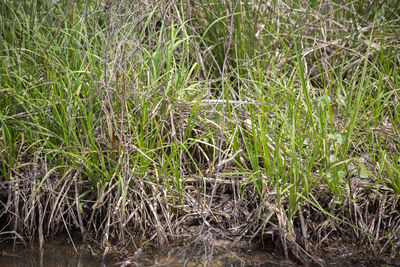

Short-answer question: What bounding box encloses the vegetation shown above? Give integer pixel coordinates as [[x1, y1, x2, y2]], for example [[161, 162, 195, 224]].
[[1, 0, 399, 264]]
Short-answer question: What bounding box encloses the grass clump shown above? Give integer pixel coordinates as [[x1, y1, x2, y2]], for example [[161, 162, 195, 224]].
[[1, 0, 399, 264]]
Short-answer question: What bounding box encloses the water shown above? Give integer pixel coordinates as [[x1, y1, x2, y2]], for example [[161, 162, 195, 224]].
[[0, 239, 106, 267], [125, 243, 297, 266], [0, 239, 295, 267], [1, 238, 395, 266]]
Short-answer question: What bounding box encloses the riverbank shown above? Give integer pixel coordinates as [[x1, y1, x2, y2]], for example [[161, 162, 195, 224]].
[[0, 0, 399, 265]]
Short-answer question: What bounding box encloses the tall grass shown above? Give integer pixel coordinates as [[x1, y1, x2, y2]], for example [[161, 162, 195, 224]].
[[1, 0, 399, 262]]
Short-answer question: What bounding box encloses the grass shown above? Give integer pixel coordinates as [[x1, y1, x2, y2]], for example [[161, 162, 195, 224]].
[[1, 0, 399, 264]]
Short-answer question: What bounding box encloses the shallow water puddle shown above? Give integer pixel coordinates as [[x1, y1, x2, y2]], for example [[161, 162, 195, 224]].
[[0, 239, 296, 267], [121, 243, 296, 266], [0, 239, 391, 266], [0, 239, 106, 267]]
